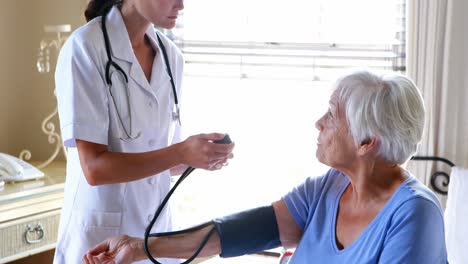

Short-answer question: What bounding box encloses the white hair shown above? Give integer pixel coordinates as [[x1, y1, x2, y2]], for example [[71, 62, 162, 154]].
[[334, 70, 425, 164]]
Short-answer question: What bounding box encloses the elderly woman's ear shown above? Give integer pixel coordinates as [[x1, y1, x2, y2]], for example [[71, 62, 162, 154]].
[[357, 137, 379, 156]]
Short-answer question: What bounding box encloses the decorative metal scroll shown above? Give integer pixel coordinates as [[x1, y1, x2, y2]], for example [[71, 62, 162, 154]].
[[410, 156, 455, 195], [19, 25, 70, 168], [19, 107, 67, 169]]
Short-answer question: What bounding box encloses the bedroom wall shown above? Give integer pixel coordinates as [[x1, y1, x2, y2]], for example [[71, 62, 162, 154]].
[[0, 0, 86, 162]]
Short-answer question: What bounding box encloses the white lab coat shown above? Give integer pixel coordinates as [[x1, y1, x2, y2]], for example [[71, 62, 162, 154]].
[[54, 6, 183, 264]]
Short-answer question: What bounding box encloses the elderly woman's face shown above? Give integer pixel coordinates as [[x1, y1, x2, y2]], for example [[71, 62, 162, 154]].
[[315, 91, 357, 168]]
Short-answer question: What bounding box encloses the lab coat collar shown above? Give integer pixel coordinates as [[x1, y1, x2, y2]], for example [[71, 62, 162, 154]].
[[105, 6, 134, 63], [105, 6, 170, 96], [105, 6, 167, 67], [144, 26, 172, 86], [106, 7, 149, 92]]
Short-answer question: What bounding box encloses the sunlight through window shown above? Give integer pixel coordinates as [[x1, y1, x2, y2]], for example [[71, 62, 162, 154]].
[[169, 0, 406, 227]]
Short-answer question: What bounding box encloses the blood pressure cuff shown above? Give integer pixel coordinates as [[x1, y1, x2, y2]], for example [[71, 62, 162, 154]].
[[212, 205, 281, 258]]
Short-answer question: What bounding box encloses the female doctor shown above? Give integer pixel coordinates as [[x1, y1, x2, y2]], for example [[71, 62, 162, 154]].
[[53, 0, 235, 263]]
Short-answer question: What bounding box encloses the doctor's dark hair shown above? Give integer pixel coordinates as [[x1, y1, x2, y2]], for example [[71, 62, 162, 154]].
[[84, 0, 123, 22]]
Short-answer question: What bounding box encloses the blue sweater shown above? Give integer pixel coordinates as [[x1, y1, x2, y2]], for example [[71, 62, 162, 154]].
[[282, 169, 447, 263]]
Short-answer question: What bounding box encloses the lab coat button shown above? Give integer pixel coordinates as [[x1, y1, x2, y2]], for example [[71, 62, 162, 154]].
[[148, 102, 152, 108], [147, 214, 153, 222], [148, 139, 155, 146], [148, 177, 155, 184]]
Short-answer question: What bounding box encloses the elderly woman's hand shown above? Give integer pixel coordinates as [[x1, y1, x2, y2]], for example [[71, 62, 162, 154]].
[[83, 235, 143, 264]]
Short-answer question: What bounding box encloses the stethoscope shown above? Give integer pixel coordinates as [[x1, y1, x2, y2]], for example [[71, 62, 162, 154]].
[[101, 9, 181, 141]]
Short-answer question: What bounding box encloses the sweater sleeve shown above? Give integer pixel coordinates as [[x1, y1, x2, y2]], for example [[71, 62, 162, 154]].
[[282, 169, 337, 230]]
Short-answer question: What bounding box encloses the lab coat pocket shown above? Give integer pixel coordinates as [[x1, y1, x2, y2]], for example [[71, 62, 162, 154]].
[[81, 211, 122, 251], [56, 210, 122, 263], [79, 210, 122, 228]]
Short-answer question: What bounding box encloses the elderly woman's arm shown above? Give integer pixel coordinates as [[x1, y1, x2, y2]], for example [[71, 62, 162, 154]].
[[84, 200, 302, 263], [83, 223, 221, 263], [273, 199, 303, 249]]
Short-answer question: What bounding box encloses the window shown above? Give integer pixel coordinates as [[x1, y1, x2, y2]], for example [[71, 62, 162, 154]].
[[168, 0, 406, 226]]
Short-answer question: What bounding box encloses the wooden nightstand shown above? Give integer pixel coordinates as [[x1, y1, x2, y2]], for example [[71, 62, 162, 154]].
[[0, 162, 65, 263]]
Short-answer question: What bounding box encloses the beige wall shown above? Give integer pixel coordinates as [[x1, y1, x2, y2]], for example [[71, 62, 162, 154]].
[[0, 0, 87, 162]]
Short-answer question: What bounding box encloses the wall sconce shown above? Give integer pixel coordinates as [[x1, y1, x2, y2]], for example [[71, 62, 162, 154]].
[[36, 24, 71, 73]]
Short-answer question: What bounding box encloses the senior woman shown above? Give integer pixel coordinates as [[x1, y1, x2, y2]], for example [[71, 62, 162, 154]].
[[84, 70, 447, 264]]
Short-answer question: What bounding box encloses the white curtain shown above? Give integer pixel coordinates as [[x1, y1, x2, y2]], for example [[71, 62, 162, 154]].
[[407, 0, 468, 201]]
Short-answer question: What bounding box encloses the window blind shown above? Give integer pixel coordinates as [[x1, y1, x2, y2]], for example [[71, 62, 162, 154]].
[[167, 0, 406, 81]]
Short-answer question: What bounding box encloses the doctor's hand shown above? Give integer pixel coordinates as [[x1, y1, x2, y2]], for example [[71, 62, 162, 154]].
[[178, 133, 235, 170], [83, 235, 144, 264], [207, 156, 231, 171]]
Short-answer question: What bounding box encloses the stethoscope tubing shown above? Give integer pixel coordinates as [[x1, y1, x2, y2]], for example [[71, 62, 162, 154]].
[[145, 134, 232, 263], [144, 166, 217, 263]]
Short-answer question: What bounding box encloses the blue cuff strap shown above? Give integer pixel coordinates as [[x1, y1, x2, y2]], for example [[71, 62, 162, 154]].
[[213, 205, 281, 258]]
